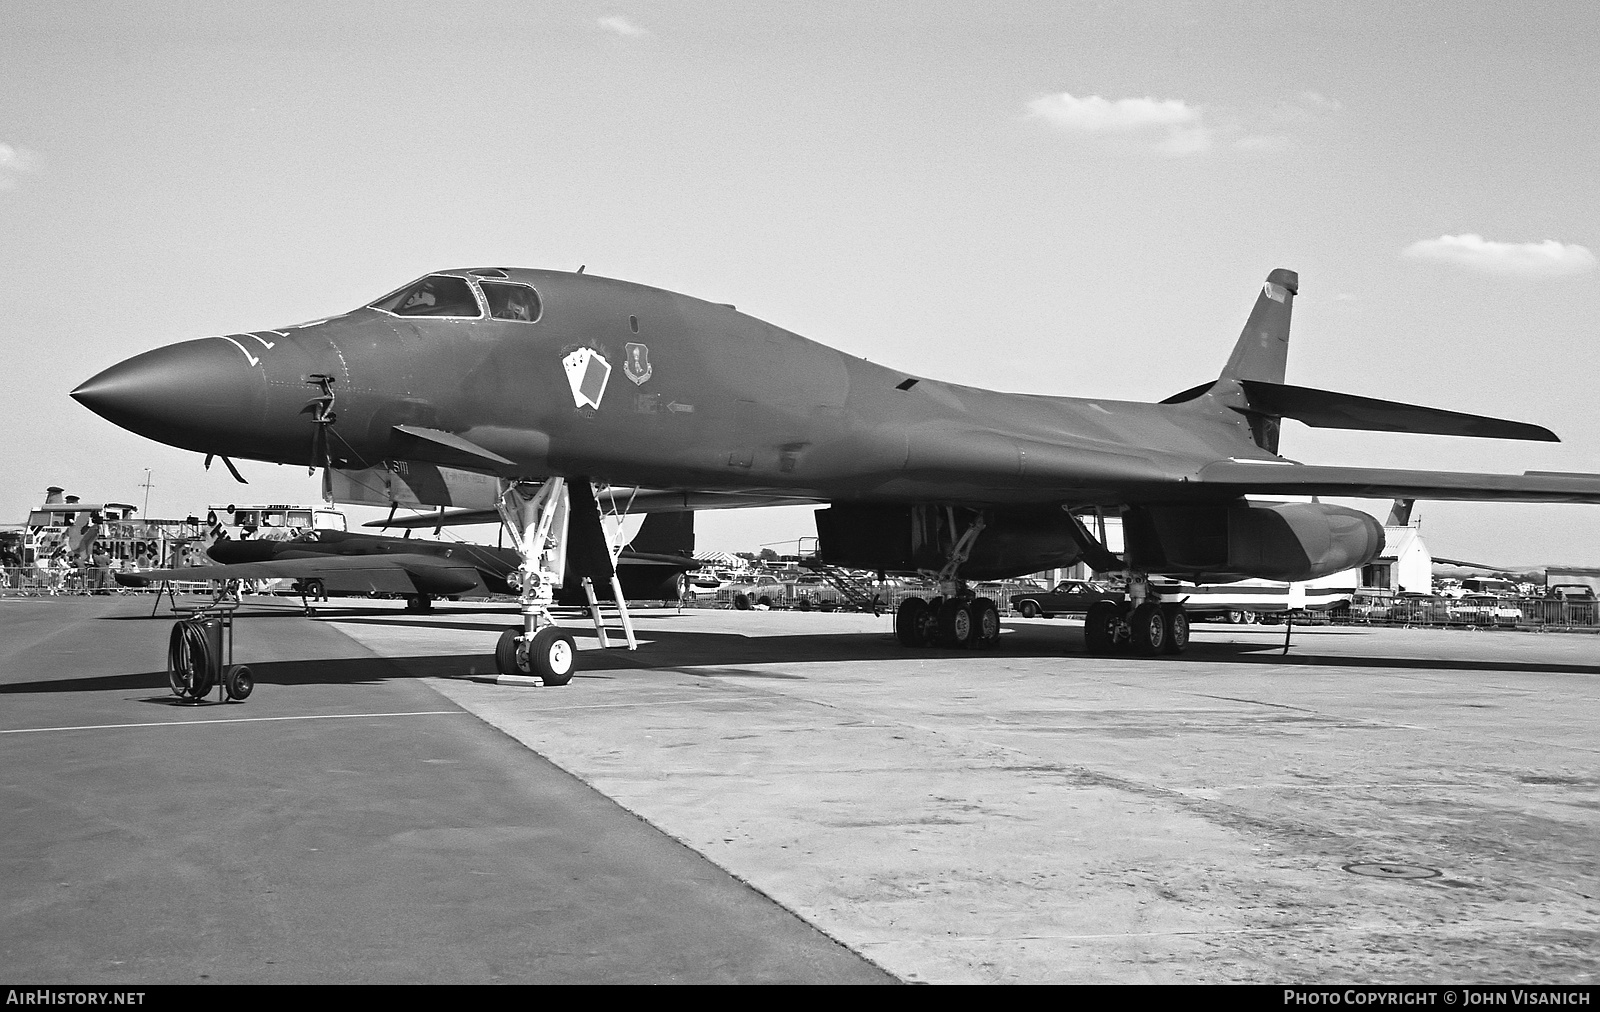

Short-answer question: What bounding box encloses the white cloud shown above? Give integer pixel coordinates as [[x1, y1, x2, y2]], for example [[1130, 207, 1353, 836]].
[[1027, 89, 1342, 157], [1026, 92, 1211, 156], [0, 142, 36, 190], [597, 15, 647, 37], [1401, 234, 1598, 278]]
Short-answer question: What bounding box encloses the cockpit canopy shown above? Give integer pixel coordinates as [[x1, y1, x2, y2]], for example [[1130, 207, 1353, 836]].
[[369, 273, 542, 323]]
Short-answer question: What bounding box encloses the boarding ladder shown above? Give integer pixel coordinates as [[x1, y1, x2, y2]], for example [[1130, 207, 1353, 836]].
[[799, 557, 882, 614]]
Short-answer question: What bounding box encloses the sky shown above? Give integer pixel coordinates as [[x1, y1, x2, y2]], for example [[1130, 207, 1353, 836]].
[[2, 0, 1597, 565]]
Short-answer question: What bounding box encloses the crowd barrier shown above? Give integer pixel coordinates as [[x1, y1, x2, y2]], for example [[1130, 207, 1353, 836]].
[[1331, 594, 1598, 629], [0, 566, 200, 597]]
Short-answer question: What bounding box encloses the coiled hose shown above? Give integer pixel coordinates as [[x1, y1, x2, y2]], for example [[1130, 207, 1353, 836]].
[[167, 619, 216, 699]]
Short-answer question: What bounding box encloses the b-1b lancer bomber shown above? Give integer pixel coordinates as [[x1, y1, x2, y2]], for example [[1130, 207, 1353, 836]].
[[72, 265, 1600, 680]]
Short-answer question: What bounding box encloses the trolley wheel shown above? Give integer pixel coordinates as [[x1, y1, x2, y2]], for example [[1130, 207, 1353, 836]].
[[528, 627, 577, 686], [167, 619, 215, 701], [224, 664, 254, 700], [495, 627, 526, 675]]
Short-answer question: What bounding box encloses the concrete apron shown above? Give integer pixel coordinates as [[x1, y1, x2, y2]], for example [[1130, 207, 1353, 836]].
[[329, 608, 1600, 984]]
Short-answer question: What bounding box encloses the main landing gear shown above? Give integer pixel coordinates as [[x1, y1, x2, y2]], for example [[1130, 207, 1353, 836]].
[[895, 595, 1003, 649], [1083, 594, 1190, 656], [892, 510, 1001, 649]]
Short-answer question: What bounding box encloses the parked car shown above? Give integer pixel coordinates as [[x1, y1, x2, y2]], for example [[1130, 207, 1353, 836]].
[[1488, 596, 1525, 626], [1388, 592, 1450, 624], [720, 574, 788, 610], [684, 568, 741, 600], [1009, 580, 1119, 618], [788, 573, 844, 611], [1452, 592, 1510, 624], [1347, 590, 1395, 623]]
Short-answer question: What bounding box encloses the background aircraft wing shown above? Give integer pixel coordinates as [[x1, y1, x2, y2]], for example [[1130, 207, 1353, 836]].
[[1195, 461, 1600, 503], [116, 554, 483, 595]]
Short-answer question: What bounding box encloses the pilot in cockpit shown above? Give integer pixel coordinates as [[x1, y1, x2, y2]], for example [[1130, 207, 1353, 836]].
[[506, 296, 532, 320], [401, 285, 438, 311]]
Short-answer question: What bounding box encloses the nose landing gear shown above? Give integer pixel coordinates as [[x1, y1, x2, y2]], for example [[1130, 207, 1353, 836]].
[[496, 624, 578, 686], [490, 478, 638, 687]]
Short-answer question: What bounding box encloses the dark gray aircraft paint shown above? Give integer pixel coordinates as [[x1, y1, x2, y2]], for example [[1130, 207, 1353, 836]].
[[73, 267, 1600, 588]]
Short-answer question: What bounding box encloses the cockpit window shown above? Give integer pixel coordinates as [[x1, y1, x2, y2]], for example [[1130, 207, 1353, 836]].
[[370, 275, 484, 318], [481, 281, 542, 322]]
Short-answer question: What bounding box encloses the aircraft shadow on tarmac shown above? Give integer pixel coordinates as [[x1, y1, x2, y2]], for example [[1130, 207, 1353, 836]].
[[7, 619, 1598, 698], [0, 654, 480, 698], [325, 613, 1600, 677]]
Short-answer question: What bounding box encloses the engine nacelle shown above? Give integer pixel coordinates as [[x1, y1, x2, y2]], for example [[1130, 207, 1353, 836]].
[[1124, 501, 1384, 583]]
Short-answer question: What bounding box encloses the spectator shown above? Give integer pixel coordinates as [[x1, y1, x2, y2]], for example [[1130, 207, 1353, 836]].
[[91, 546, 112, 594]]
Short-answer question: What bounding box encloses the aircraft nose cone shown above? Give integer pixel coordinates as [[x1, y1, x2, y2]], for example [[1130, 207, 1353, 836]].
[[73, 338, 269, 455]]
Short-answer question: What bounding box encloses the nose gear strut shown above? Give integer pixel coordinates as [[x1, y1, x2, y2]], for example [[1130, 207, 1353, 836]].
[[490, 477, 638, 687], [302, 374, 338, 476]]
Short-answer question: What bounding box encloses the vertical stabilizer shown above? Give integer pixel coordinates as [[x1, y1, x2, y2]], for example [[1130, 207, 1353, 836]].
[[628, 511, 696, 557], [1219, 268, 1297, 384]]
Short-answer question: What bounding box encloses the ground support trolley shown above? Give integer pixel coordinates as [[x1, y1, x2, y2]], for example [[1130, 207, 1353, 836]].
[[166, 601, 254, 704]]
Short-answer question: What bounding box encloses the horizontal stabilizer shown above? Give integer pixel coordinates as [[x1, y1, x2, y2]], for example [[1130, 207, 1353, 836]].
[[1237, 381, 1557, 442]]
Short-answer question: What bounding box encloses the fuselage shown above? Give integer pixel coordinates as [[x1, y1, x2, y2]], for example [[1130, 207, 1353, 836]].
[[73, 268, 1267, 510]]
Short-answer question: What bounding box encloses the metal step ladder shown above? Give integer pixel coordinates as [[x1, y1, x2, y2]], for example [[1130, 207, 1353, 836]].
[[579, 575, 637, 650], [800, 558, 882, 614]]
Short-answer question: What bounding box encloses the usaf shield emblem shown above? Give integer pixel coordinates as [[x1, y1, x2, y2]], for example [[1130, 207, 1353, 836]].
[[624, 342, 653, 386]]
